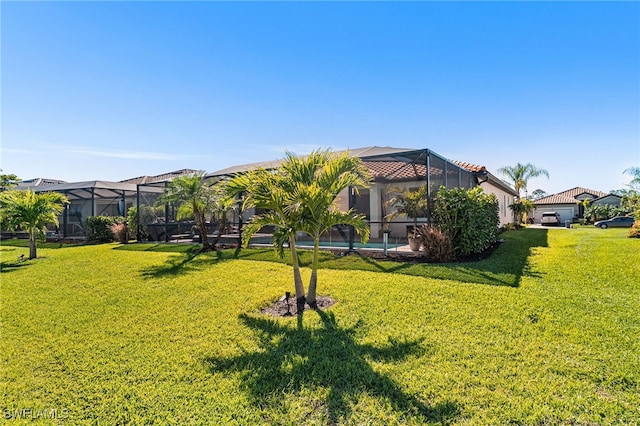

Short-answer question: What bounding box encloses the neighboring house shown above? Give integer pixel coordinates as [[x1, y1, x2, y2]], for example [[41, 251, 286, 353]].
[[532, 187, 620, 223], [120, 169, 197, 185], [207, 146, 518, 240], [30, 180, 155, 237], [17, 178, 67, 189], [25, 170, 194, 237]]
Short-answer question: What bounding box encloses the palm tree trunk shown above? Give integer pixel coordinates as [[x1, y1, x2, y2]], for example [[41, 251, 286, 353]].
[[289, 234, 306, 314], [306, 238, 320, 309], [211, 214, 226, 249], [28, 229, 37, 259], [194, 203, 211, 251]]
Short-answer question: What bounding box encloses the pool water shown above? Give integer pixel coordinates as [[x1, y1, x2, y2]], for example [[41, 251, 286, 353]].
[[296, 240, 404, 249]]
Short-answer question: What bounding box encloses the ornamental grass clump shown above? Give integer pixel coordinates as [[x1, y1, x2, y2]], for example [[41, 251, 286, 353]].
[[110, 222, 129, 244], [414, 224, 453, 262]]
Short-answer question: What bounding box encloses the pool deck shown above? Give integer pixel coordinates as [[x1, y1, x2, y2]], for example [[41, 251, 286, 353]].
[[251, 241, 418, 254], [168, 233, 420, 254]]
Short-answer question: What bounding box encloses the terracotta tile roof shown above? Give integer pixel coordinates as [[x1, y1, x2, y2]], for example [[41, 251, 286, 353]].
[[452, 160, 486, 173], [534, 194, 581, 205], [206, 146, 416, 178], [206, 146, 485, 184], [535, 187, 607, 205], [556, 187, 607, 199], [363, 161, 429, 181]]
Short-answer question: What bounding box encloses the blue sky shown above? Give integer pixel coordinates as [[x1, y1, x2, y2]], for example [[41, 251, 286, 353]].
[[2, 1, 639, 195]]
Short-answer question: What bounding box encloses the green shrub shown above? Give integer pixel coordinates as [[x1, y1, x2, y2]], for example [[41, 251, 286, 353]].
[[432, 186, 499, 258], [584, 204, 633, 223], [127, 205, 162, 241], [84, 216, 124, 242], [509, 198, 534, 227]]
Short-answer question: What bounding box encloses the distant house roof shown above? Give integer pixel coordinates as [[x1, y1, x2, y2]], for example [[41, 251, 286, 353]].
[[594, 193, 622, 200], [31, 180, 163, 200], [121, 169, 198, 185], [17, 178, 67, 189], [535, 187, 608, 205], [534, 194, 581, 205]]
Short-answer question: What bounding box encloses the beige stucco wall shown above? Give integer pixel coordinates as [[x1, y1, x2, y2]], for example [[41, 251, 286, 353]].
[[477, 182, 516, 226]]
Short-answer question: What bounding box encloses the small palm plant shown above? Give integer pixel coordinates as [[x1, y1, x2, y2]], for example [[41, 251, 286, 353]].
[[385, 185, 429, 237], [0, 189, 69, 259], [158, 172, 234, 251]]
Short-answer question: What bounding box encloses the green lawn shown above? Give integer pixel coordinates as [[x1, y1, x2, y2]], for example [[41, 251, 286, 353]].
[[1, 228, 638, 425]]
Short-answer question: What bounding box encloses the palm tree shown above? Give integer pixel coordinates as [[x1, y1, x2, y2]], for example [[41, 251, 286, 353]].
[[508, 198, 534, 227], [385, 185, 429, 235], [227, 149, 372, 312], [624, 167, 640, 190], [207, 182, 237, 248], [0, 190, 68, 259], [227, 164, 308, 312], [497, 163, 549, 198], [159, 171, 230, 251], [291, 150, 371, 308]]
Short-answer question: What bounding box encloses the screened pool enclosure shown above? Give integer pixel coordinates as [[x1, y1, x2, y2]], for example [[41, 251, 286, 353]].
[[204, 147, 486, 249]]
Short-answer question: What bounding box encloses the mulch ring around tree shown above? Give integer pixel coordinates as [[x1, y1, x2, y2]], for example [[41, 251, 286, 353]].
[[261, 295, 335, 317]]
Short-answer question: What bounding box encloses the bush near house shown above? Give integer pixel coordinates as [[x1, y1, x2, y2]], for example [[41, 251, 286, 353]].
[[583, 204, 632, 224], [432, 186, 500, 258], [84, 216, 125, 242], [127, 205, 163, 241]]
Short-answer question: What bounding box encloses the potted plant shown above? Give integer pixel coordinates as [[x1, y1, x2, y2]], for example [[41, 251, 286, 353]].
[[385, 185, 429, 251]]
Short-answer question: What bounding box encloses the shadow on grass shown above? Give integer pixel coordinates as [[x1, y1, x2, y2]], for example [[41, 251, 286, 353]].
[[112, 242, 219, 278], [229, 247, 329, 268], [317, 229, 549, 287], [118, 229, 548, 287], [139, 249, 224, 279], [0, 260, 30, 274], [113, 242, 200, 253], [0, 239, 86, 250], [438, 228, 548, 287], [204, 311, 459, 424]]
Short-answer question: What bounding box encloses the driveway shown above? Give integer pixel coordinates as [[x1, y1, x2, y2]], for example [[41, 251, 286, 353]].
[[527, 223, 572, 229]]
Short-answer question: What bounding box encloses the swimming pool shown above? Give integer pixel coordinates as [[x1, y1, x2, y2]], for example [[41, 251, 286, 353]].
[[296, 240, 404, 250]]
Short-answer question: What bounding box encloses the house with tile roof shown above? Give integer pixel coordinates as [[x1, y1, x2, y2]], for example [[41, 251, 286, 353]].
[[207, 146, 518, 240], [531, 187, 621, 224]]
